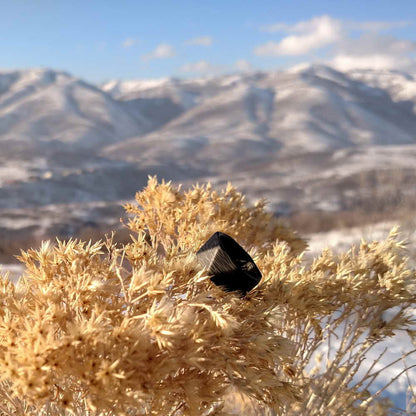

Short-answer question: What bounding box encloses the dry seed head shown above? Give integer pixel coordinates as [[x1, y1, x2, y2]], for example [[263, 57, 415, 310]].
[[0, 177, 414, 415]]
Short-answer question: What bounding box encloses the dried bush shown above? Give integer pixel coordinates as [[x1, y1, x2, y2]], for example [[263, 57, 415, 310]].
[[0, 177, 414, 415]]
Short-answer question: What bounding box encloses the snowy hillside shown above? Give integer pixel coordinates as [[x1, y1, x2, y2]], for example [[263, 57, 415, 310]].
[[102, 64, 416, 215], [105, 65, 416, 167], [0, 69, 149, 154], [349, 68, 416, 105], [0, 68, 153, 198]]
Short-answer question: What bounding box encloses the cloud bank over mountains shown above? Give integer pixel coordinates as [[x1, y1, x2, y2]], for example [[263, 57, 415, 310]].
[[257, 15, 343, 55], [65, 16, 415, 80], [134, 16, 414, 78], [254, 15, 416, 71]]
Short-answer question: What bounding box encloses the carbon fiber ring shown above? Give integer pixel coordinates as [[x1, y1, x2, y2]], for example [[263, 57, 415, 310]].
[[196, 232, 262, 295]]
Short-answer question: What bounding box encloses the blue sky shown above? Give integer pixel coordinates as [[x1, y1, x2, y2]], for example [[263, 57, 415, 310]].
[[1, 0, 416, 83]]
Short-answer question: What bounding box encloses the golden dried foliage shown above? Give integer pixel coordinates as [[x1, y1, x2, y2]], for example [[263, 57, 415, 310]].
[[0, 177, 414, 415]]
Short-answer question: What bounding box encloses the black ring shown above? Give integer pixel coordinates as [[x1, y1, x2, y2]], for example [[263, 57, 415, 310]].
[[196, 232, 262, 294]]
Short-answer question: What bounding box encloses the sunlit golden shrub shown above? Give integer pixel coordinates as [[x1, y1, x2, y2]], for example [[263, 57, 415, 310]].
[[0, 177, 414, 415]]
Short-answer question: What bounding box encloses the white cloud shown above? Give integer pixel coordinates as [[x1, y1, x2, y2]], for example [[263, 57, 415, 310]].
[[255, 16, 415, 71], [235, 59, 252, 72], [332, 33, 416, 71], [332, 54, 408, 71], [180, 60, 222, 74], [122, 38, 139, 49], [184, 36, 213, 46], [142, 44, 176, 62], [261, 19, 411, 34], [255, 15, 342, 56]]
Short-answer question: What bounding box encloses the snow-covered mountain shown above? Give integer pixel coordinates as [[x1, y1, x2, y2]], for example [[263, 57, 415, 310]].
[[0, 69, 151, 157], [104, 65, 416, 174], [2, 64, 416, 259], [101, 65, 416, 215], [0, 68, 191, 208], [349, 68, 416, 105]]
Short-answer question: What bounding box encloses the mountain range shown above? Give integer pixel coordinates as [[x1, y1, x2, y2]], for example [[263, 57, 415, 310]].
[[1, 64, 416, 261]]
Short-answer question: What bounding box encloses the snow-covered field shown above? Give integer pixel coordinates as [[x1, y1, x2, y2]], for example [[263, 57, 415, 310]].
[[0, 263, 23, 283], [305, 222, 416, 409], [306, 221, 416, 259]]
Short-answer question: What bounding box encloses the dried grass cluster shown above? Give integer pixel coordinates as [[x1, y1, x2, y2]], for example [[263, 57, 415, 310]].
[[0, 177, 415, 415]]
